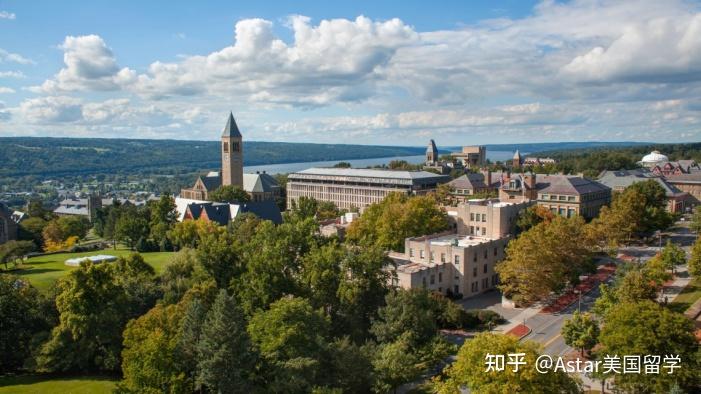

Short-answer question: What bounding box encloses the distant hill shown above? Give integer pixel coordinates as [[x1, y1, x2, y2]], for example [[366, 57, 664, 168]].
[[0, 137, 657, 178], [0, 137, 426, 178]]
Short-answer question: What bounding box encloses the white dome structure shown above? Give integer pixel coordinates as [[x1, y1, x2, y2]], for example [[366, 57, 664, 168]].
[[640, 151, 669, 167]]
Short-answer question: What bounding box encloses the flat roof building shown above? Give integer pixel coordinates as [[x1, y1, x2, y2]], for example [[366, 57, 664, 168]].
[[286, 167, 449, 210], [451, 146, 486, 168], [389, 232, 509, 299], [447, 198, 532, 239]]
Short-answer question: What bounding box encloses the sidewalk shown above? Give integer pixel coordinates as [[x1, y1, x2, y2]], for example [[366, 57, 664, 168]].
[[658, 265, 692, 304], [492, 306, 541, 334]]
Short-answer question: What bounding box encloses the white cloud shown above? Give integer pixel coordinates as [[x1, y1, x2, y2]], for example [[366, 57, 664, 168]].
[[19, 96, 84, 123], [0, 48, 33, 64], [0, 11, 15, 20], [36, 35, 136, 93], [0, 70, 24, 78], [0, 87, 15, 93]]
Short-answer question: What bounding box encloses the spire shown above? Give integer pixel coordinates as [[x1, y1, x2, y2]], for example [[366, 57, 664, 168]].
[[221, 112, 242, 138], [513, 149, 521, 160]]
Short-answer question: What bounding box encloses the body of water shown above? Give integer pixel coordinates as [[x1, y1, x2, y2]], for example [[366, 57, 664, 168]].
[[243, 151, 520, 175]]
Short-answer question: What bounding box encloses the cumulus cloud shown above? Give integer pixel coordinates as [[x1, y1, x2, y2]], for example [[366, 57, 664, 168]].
[[0, 87, 15, 93], [0, 48, 33, 64], [0, 70, 24, 78], [0, 11, 15, 20], [36, 35, 136, 93]]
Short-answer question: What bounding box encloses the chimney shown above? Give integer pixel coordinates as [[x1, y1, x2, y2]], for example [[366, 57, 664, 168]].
[[481, 169, 492, 186]]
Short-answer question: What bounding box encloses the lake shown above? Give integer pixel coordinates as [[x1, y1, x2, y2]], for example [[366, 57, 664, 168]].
[[243, 151, 520, 175]]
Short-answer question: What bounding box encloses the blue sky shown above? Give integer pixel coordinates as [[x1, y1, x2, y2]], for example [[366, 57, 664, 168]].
[[1, 0, 700, 146]]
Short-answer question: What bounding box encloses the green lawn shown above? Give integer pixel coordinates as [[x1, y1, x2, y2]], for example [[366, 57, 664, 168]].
[[668, 277, 701, 314], [0, 375, 117, 393], [4, 248, 175, 292]]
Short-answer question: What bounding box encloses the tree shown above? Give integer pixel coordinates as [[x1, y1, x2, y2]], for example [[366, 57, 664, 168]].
[[327, 337, 374, 393], [0, 240, 36, 270], [372, 334, 422, 394], [515, 205, 555, 233], [690, 205, 701, 234], [561, 311, 599, 356], [195, 226, 241, 288], [346, 193, 450, 252], [18, 216, 48, 248], [168, 220, 201, 249], [616, 268, 658, 303], [658, 240, 686, 273], [248, 297, 330, 392], [208, 185, 250, 203], [371, 288, 437, 348], [643, 255, 672, 287], [497, 216, 592, 305], [120, 302, 192, 394], [592, 283, 617, 317], [598, 301, 699, 392], [689, 236, 701, 278], [27, 198, 51, 220], [0, 275, 49, 372], [116, 213, 150, 250], [196, 290, 258, 393], [435, 333, 580, 394]]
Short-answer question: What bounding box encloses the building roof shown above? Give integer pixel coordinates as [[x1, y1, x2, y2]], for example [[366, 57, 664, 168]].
[[243, 172, 280, 193], [200, 173, 223, 191], [449, 173, 489, 190], [536, 175, 610, 195], [666, 172, 701, 185], [513, 149, 521, 160], [641, 151, 669, 164], [598, 169, 684, 197], [0, 202, 14, 220], [290, 167, 449, 186], [222, 112, 242, 138], [426, 139, 438, 156], [239, 200, 283, 224]]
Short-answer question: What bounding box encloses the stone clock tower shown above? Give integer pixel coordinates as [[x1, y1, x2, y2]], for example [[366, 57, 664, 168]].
[[221, 112, 243, 188]]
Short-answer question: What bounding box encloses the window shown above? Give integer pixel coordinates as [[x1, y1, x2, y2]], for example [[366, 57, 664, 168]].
[[232, 142, 240, 152], [422, 277, 427, 288], [483, 264, 488, 273], [409, 248, 413, 257], [473, 253, 477, 262], [430, 251, 434, 262], [473, 267, 477, 277], [454, 285, 460, 294], [559, 195, 566, 201], [470, 213, 475, 221], [440, 253, 445, 263], [481, 214, 486, 222], [454, 255, 460, 264], [568, 196, 576, 202], [222, 142, 229, 153], [482, 227, 487, 236], [484, 249, 488, 259], [494, 247, 497, 256], [420, 250, 424, 259], [550, 195, 557, 200], [559, 207, 566, 216], [541, 194, 549, 200], [568, 208, 576, 218], [430, 275, 435, 285], [438, 272, 442, 283]]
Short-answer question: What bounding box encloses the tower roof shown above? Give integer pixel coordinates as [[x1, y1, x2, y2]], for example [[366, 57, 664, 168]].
[[222, 112, 242, 138], [513, 149, 521, 159]]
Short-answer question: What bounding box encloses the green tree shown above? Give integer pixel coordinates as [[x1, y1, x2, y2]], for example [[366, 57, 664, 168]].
[[689, 236, 701, 278], [497, 216, 592, 305], [196, 226, 241, 288], [327, 337, 374, 393], [0, 240, 36, 270], [120, 302, 192, 394], [208, 185, 250, 203], [515, 205, 555, 233], [248, 297, 330, 392], [592, 283, 617, 317], [372, 334, 422, 394], [18, 216, 47, 248], [196, 290, 258, 393], [658, 240, 686, 273], [346, 193, 450, 252], [561, 311, 599, 356], [598, 301, 699, 392], [116, 213, 150, 250], [435, 333, 580, 394], [616, 268, 658, 303], [27, 198, 51, 220], [643, 255, 672, 287], [371, 288, 437, 348], [0, 275, 49, 372], [690, 205, 701, 234]]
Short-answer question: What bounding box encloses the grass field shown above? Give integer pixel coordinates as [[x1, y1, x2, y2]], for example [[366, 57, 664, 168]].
[[5, 248, 175, 292], [668, 277, 701, 314], [0, 375, 117, 393]]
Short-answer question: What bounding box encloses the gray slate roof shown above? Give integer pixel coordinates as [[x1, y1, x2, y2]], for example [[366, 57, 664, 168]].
[[291, 168, 449, 186], [598, 169, 684, 196], [243, 173, 280, 193], [222, 112, 242, 138], [536, 175, 610, 195]]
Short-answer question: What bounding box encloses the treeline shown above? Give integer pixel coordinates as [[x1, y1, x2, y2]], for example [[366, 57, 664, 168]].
[[528, 142, 701, 178], [0, 137, 425, 178]]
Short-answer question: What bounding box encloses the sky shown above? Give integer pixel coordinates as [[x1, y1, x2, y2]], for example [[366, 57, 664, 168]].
[[1, 0, 701, 146]]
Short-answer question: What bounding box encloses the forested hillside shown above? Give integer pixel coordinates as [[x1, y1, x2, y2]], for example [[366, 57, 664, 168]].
[[0, 137, 425, 177]]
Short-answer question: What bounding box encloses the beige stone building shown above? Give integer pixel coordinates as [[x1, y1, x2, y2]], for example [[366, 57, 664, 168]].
[[180, 113, 280, 202], [389, 232, 509, 298], [448, 198, 532, 238], [286, 168, 449, 210], [451, 146, 486, 168], [498, 173, 611, 220]]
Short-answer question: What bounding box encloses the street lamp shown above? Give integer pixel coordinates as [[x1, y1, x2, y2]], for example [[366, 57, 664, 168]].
[[574, 289, 581, 312]]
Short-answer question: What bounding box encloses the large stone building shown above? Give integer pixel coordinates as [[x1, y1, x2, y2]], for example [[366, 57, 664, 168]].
[[448, 170, 505, 201], [665, 173, 701, 207], [598, 169, 689, 213], [0, 202, 19, 245], [180, 113, 281, 202], [182, 200, 282, 225], [286, 168, 449, 210], [448, 198, 532, 238], [53, 195, 155, 221], [499, 173, 611, 219], [451, 146, 486, 168], [389, 232, 509, 298]]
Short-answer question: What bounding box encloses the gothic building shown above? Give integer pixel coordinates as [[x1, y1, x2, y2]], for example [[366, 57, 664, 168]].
[[180, 113, 280, 202]]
